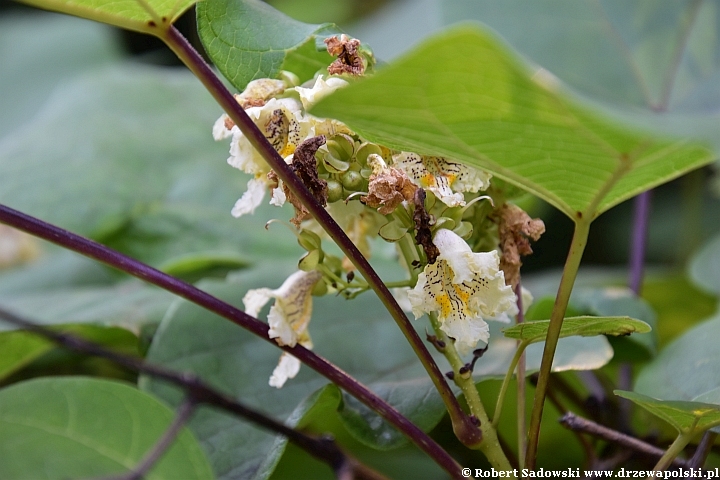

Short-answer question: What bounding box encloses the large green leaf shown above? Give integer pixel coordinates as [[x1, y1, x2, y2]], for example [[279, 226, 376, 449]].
[[0, 377, 213, 479], [0, 12, 121, 139], [311, 25, 713, 221], [139, 265, 613, 478], [439, 1, 720, 149], [18, 0, 196, 34], [197, 0, 337, 91], [0, 63, 299, 277], [0, 324, 139, 381], [635, 314, 720, 404], [615, 390, 720, 434], [502, 316, 651, 343]]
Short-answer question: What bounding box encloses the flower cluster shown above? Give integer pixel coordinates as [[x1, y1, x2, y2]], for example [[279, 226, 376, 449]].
[[216, 35, 543, 387]]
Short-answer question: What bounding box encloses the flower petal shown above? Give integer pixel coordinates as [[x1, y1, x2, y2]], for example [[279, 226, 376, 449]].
[[231, 177, 267, 217], [242, 288, 274, 317], [269, 352, 301, 388]]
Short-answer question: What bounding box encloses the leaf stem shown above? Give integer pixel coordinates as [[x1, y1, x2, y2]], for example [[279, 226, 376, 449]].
[[525, 218, 591, 469], [492, 340, 529, 428], [158, 25, 474, 445], [514, 281, 527, 470], [0, 204, 463, 479], [428, 313, 512, 470], [651, 431, 694, 475]]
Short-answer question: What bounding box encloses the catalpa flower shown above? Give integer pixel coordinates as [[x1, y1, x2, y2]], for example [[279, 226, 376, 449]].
[[213, 95, 314, 217], [393, 152, 491, 207], [243, 270, 322, 388], [408, 229, 517, 355]]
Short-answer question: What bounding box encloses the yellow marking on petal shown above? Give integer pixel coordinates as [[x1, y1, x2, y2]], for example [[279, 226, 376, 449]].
[[280, 143, 296, 157], [421, 173, 435, 187], [452, 283, 470, 305], [437, 293, 452, 319]]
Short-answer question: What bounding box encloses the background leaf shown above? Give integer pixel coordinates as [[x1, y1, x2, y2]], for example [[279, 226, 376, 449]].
[[311, 25, 712, 220], [0, 324, 139, 382], [615, 390, 720, 434], [0, 63, 300, 279], [634, 314, 720, 405], [0, 377, 214, 479], [197, 0, 337, 91]]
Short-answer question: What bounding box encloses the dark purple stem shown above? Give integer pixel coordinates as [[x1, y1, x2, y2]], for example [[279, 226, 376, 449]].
[[0, 204, 462, 478], [628, 190, 652, 294], [158, 27, 476, 443]]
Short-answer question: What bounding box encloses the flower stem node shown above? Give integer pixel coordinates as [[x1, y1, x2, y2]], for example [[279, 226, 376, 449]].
[[408, 229, 517, 355], [243, 270, 323, 388]]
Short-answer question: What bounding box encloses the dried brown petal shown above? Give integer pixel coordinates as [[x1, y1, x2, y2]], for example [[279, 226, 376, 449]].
[[498, 204, 546, 287], [292, 136, 328, 207], [325, 35, 365, 76], [362, 167, 417, 215], [413, 189, 439, 264]]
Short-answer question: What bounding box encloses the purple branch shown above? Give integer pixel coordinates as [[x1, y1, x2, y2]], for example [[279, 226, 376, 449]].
[[159, 27, 476, 444], [628, 190, 652, 295], [0, 204, 462, 478]]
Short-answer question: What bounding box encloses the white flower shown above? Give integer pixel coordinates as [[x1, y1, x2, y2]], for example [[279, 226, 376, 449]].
[[392, 152, 492, 207], [408, 229, 517, 355], [243, 270, 322, 388], [295, 75, 349, 110], [214, 94, 316, 217]]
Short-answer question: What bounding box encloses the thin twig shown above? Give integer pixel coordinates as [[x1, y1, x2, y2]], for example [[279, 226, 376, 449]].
[[628, 190, 652, 294], [687, 431, 717, 469], [101, 397, 198, 480], [559, 412, 690, 468]]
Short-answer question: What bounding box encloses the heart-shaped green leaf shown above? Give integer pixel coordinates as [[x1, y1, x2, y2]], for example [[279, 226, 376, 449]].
[[615, 390, 720, 434], [197, 0, 338, 91], [311, 25, 713, 221], [502, 316, 651, 343], [17, 0, 196, 34], [0, 377, 213, 479]]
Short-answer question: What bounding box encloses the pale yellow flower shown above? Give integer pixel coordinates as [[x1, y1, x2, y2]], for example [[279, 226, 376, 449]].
[[243, 270, 322, 388], [408, 229, 517, 355]]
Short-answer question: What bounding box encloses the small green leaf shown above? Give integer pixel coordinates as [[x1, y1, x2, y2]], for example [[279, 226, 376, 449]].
[[0, 377, 214, 480], [197, 0, 337, 91], [502, 316, 651, 343], [615, 390, 720, 434], [17, 0, 196, 34], [312, 25, 713, 221]]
